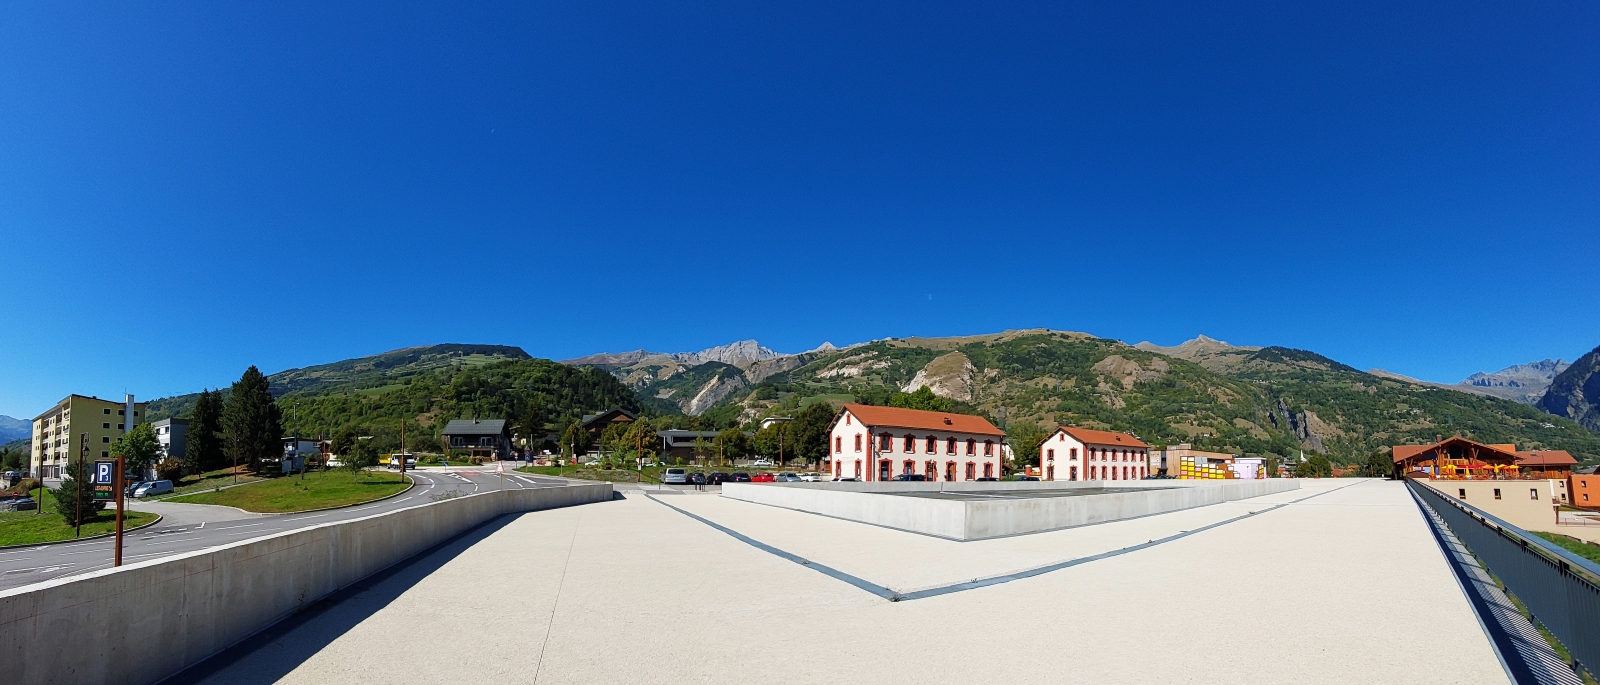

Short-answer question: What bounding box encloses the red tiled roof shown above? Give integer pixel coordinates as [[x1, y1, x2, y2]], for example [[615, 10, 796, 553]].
[[1055, 426, 1149, 449], [1516, 450, 1578, 467], [839, 404, 1005, 436], [1391, 437, 1520, 464]]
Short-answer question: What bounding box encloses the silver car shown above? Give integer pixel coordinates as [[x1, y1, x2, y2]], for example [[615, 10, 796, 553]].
[[662, 468, 688, 485], [774, 472, 803, 482]]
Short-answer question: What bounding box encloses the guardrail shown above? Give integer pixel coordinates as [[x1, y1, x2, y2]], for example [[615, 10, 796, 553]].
[[1408, 479, 1600, 677]]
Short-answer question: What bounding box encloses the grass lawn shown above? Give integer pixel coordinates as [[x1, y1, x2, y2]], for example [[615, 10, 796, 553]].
[[154, 468, 265, 499], [0, 489, 158, 546], [167, 470, 410, 513], [1532, 531, 1600, 565]]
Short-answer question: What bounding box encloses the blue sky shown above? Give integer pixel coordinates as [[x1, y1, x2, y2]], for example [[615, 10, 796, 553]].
[[2, 0, 1597, 418]]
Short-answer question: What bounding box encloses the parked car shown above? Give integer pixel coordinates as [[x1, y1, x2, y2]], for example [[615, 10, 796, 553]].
[[688, 472, 707, 485], [132, 480, 174, 498], [662, 468, 688, 485], [774, 472, 803, 482], [582, 460, 602, 467], [751, 472, 776, 483], [123, 481, 147, 497], [708, 472, 730, 485], [832, 477, 860, 482], [387, 455, 418, 469], [751, 459, 773, 467], [797, 472, 822, 482], [1016, 475, 1041, 481], [892, 473, 927, 481], [729, 472, 752, 482], [975, 477, 999, 482], [1, 497, 37, 512]]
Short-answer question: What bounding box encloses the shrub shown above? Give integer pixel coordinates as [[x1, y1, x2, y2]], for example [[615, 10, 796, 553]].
[[156, 458, 185, 482]]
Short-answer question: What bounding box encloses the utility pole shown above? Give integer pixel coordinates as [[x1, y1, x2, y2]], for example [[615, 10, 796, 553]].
[[75, 433, 87, 538], [233, 435, 239, 485], [400, 417, 407, 479], [114, 453, 125, 567]]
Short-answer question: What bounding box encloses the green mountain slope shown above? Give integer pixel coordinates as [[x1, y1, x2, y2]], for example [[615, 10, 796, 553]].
[[683, 330, 1599, 465], [146, 344, 531, 420]]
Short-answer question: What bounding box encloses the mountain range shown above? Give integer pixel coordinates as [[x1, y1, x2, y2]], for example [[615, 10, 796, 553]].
[[566, 331, 1600, 464], [0, 415, 29, 444], [1538, 344, 1600, 435], [124, 332, 1600, 466]]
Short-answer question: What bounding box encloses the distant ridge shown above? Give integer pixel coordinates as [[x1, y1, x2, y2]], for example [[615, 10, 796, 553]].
[[0, 415, 29, 443]]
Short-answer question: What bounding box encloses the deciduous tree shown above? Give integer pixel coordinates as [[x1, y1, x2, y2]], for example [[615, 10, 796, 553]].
[[113, 423, 163, 479], [788, 402, 836, 466]]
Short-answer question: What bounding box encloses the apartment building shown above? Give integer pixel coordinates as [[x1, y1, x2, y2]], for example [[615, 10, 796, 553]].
[[31, 395, 147, 479]]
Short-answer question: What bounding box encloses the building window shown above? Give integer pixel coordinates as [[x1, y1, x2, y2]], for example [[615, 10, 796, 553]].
[[835, 436, 842, 454], [903, 435, 914, 452], [103, 423, 110, 429], [102, 437, 110, 444], [833, 461, 840, 477], [1069, 466, 1077, 480], [946, 437, 957, 455], [925, 461, 936, 480], [854, 434, 862, 452], [1458, 489, 1466, 498], [118, 410, 125, 416], [854, 460, 862, 478], [876, 433, 890, 451], [945, 462, 956, 481], [1493, 488, 1501, 500], [1047, 449, 1055, 461], [966, 462, 976, 480], [1584, 494, 1590, 502], [101, 451, 109, 458], [1070, 448, 1077, 460], [903, 460, 914, 475], [925, 437, 936, 454], [104, 409, 111, 414], [845, 414, 851, 425], [1531, 489, 1539, 500], [983, 463, 994, 478], [984, 440, 993, 456], [966, 438, 976, 456]]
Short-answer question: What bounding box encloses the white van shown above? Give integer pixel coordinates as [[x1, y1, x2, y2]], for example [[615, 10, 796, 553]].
[[133, 480, 174, 498]]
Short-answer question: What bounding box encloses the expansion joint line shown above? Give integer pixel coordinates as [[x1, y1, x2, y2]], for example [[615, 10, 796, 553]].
[[531, 509, 583, 685], [644, 481, 1364, 602]]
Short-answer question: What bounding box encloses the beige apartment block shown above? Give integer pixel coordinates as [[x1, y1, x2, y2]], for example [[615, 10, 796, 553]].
[[30, 395, 147, 479]]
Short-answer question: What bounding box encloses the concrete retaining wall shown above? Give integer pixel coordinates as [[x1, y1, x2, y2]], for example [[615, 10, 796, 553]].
[[722, 479, 1297, 540], [0, 482, 611, 685]]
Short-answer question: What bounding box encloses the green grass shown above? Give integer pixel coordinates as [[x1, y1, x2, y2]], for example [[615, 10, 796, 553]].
[[1531, 531, 1600, 566], [153, 468, 266, 499], [168, 469, 409, 513], [0, 489, 158, 546]]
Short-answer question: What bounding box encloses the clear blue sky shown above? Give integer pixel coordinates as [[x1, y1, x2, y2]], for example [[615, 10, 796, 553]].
[[2, 0, 1597, 419]]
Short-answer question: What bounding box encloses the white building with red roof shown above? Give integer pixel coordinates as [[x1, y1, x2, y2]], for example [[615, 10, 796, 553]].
[[1040, 426, 1150, 482], [829, 404, 1007, 482]]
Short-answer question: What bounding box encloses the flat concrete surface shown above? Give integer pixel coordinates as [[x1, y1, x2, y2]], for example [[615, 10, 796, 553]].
[[0, 467, 565, 591], [189, 478, 1508, 684]]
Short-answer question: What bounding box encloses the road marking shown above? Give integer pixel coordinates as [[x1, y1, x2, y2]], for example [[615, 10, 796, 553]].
[[214, 522, 269, 530], [3, 563, 74, 575], [283, 514, 330, 522], [198, 522, 205, 529], [143, 536, 203, 545]]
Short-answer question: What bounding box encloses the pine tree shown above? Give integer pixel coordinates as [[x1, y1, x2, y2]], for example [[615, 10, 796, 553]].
[[185, 389, 225, 472], [52, 459, 105, 526], [222, 367, 283, 473]]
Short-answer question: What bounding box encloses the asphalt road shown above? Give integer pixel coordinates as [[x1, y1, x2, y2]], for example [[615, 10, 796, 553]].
[[0, 467, 569, 592]]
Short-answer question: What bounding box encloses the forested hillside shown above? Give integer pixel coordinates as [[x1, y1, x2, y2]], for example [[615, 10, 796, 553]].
[[150, 357, 636, 454], [665, 330, 1600, 465]]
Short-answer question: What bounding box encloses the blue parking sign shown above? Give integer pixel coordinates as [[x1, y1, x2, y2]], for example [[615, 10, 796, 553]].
[[93, 460, 117, 500]]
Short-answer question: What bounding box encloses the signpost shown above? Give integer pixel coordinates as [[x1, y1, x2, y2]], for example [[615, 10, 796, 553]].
[[113, 455, 125, 567], [92, 460, 116, 501]]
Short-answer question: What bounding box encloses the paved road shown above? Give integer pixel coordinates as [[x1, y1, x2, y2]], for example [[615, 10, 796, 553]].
[[0, 467, 567, 592]]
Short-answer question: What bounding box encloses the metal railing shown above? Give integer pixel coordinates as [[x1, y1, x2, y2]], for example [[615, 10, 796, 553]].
[[1409, 479, 1600, 676]]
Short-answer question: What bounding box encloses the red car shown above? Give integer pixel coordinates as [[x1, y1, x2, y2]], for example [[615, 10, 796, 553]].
[[751, 472, 776, 483]]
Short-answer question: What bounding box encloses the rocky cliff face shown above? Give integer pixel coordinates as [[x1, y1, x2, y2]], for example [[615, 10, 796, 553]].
[[1460, 359, 1570, 404], [1539, 345, 1600, 434], [901, 351, 978, 401]]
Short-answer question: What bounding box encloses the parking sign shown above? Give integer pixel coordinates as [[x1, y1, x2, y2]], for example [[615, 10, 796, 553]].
[[93, 460, 116, 500]]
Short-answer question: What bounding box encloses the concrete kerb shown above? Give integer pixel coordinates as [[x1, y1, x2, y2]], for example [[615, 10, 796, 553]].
[[0, 481, 612, 685], [0, 515, 165, 551]]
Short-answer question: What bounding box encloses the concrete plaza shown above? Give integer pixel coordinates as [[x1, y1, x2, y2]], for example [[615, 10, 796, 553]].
[[191, 478, 1508, 684]]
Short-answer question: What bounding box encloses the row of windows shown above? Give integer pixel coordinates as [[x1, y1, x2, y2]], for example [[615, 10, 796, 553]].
[[830, 459, 994, 481], [1044, 447, 1144, 462], [1041, 465, 1147, 481], [837, 433, 995, 457]]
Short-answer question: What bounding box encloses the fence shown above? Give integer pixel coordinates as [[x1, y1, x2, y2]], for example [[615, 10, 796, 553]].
[[1409, 479, 1600, 676]]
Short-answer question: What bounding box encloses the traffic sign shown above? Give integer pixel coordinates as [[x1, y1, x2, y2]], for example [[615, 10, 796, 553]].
[[93, 460, 116, 500], [494, 461, 504, 475]]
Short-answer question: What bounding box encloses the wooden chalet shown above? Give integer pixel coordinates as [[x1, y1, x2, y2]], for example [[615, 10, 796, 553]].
[[1393, 437, 1574, 480]]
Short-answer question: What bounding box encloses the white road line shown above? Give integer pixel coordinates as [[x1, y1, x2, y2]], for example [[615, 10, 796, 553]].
[[214, 521, 269, 530], [283, 514, 330, 522], [4, 563, 75, 574], [142, 536, 203, 546]]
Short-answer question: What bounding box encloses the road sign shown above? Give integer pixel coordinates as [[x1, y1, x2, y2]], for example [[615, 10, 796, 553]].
[[92, 460, 116, 500], [494, 461, 504, 475]]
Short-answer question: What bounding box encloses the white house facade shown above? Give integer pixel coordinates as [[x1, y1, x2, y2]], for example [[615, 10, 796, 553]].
[[828, 404, 1007, 482], [1039, 426, 1150, 482]]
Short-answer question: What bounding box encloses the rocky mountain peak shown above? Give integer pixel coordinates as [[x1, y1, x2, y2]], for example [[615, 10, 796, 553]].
[[673, 340, 782, 369], [1538, 346, 1600, 434]]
